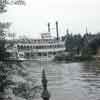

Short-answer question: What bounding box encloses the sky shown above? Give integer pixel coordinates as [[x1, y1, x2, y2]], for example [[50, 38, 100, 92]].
[[0, 0, 100, 38]]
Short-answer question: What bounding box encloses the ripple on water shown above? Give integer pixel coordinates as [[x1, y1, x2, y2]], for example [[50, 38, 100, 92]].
[[22, 61, 100, 100]]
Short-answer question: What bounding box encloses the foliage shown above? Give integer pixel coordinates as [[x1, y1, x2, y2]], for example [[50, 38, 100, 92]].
[[64, 32, 100, 55], [0, 1, 26, 100], [65, 33, 83, 54], [0, 1, 41, 100], [0, 0, 26, 13], [13, 82, 41, 100]]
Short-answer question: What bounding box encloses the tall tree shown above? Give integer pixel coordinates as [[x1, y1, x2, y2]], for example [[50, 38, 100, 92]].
[[0, 0, 25, 60], [0, 0, 25, 99]]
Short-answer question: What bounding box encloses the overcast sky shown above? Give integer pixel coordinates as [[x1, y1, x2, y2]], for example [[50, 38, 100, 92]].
[[0, 0, 100, 38]]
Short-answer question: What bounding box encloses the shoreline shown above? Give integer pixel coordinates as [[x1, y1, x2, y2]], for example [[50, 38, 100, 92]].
[[54, 55, 95, 62]]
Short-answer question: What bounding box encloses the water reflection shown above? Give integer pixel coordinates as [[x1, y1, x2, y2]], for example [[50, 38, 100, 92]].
[[23, 61, 100, 100], [80, 61, 100, 100], [81, 61, 100, 75]]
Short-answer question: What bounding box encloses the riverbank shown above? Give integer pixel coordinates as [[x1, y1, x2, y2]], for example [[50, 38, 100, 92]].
[[54, 54, 95, 62], [0, 61, 41, 100]]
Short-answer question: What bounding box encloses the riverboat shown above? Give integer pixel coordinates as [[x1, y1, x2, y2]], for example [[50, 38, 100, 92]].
[[16, 32, 65, 61], [7, 22, 65, 61]]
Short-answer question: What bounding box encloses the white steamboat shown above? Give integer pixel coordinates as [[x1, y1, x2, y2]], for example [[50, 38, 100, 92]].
[[17, 32, 65, 61], [7, 22, 65, 61]]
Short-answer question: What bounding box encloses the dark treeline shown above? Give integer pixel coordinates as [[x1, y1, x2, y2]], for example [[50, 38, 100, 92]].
[[62, 30, 100, 56]]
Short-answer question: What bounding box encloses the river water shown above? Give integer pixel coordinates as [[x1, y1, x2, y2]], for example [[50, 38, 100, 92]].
[[23, 61, 100, 100]]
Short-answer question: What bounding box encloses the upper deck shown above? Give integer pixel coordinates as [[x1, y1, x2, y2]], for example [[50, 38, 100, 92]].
[[14, 33, 65, 53]]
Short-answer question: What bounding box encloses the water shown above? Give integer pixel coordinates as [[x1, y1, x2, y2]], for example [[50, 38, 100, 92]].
[[23, 61, 100, 100]]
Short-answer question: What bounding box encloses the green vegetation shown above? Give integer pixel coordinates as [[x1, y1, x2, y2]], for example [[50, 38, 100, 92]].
[[62, 31, 100, 56], [58, 31, 100, 62], [0, 1, 41, 100]]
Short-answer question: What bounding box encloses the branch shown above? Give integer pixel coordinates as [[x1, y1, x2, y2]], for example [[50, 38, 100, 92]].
[[0, 0, 26, 13]]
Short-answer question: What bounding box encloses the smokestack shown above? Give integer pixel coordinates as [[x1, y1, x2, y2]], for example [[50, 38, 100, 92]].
[[85, 27, 88, 34], [66, 29, 69, 35], [56, 21, 59, 40], [48, 22, 50, 33]]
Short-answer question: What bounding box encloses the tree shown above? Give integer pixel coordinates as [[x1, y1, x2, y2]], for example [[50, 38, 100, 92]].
[[65, 32, 83, 54], [0, 0, 25, 61], [0, 1, 41, 100], [88, 34, 100, 55], [0, 0, 25, 99], [81, 33, 100, 55]]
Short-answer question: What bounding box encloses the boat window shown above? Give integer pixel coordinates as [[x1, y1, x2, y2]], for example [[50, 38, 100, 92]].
[[38, 46, 41, 49], [36, 46, 38, 49], [34, 40, 36, 43], [27, 45, 29, 49], [54, 45, 57, 48], [32, 46, 34, 49], [36, 46, 40, 49], [17, 45, 21, 49], [17, 45, 19, 48], [49, 45, 51, 48], [23, 46, 25, 49], [20, 45, 23, 49], [38, 40, 40, 43], [30, 45, 32, 49]]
